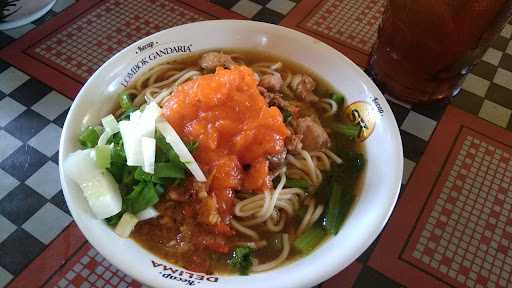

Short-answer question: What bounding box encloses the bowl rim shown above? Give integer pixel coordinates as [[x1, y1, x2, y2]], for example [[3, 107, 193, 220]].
[[59, 19, 403, 288]]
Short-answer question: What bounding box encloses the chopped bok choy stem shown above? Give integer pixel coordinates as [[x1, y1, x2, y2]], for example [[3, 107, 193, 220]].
[[63, 149, 122, 219], [97, 114, 120, 146], [119, 102, 160, 167], [102, 114, 120, 132], [141, 137, 156, 174], [115, 212, 138, 238], [136, 207, 159, 221], [95, 145, 111, 169]]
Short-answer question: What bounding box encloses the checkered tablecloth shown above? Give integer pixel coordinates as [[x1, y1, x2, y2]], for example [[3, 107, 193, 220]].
[[454, 24, 512, 130], [0, 1, 512, 287]]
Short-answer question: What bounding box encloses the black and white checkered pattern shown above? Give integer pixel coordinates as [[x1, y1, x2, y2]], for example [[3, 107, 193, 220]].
[[453, 22, 512, 130], [211, 0, 300, 24], [0, 66, 73, 283], [0, 0, 444, 287], [0, 1, 76, 285]]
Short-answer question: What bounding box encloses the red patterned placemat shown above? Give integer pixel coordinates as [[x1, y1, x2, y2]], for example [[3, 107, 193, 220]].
[[8, 222, 145, 288], [281, 0, 385, 67], [0, 0, 243, 99], [7, 224, 86, 288], [369, 106, 512, 287], [44, 244, 142, 288]]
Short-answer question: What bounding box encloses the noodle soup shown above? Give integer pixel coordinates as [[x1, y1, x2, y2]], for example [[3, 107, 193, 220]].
[[64, 50, 365, 276]]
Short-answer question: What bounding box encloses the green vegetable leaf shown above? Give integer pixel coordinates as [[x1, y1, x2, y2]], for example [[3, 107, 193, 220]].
[[121, 166, 138, 192], [155, 162, 185, 179], [134, 167, 152, 182], [118, 111, 131, 121], [329, 123, 360, 140], [110, 143, 126, 163], [105, 209, 125, 227], [330, 92, 345, 105], [134, 167, 168, 184], [186, 140, 199, 154], [284, 178, 310, 190], [228, 247, 253, 276], [324, 182, 354, 235], [341, 150, 365, 176], [294, 224, 326, 253], [282, 109, 293, 123], [95, 145, 111, 169], [155, 132, 187, 167], [155, 132, 171, 162], [155, 184, 166, 196], [107, 144, 126, 184], [79, 126, 100, 148], [107, 132, 123, 145], [125, 182, 159, 214], [118, 91, 134, 113]]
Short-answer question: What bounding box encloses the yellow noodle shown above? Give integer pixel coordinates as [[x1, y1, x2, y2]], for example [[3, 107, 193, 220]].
[[236, 241, 267, 249], [274, 200, 294, 216], [251, 62, 282, 70], [241, 170, 286, 226], [231, 219, 259, 240], [297, 199, 315, 236], [323, 149, 343, 164], [320, 98, 338, 116], [252, 66, 280, 76], [281, 71, 293, 96], [150, 68, 201, 104], [309, 204, 324, 226], [287, 168, 313, 184], [256, 190, 272, 218], [289, 194, 301, 211], [134, 64, 182, 91], [265, 212, 286, 232], [281, 188, 305, 198], [300, 150, 318, 183], [310, 151, 331, 171]]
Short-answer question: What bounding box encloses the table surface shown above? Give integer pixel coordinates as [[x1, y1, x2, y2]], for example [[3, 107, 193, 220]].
[[0, 0, 511, 288]]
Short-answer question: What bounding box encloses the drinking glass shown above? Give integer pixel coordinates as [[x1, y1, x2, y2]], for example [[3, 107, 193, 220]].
[[368, 0, 512, 103]]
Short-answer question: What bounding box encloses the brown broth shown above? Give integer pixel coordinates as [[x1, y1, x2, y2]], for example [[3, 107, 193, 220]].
[[130, 49, 364, 275]]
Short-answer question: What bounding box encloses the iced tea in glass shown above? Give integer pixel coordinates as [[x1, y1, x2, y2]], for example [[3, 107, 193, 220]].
[[368, 0, 512, 103]]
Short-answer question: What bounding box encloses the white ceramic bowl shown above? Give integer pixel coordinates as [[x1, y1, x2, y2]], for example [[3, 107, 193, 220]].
[[59, 20, 403, 288]]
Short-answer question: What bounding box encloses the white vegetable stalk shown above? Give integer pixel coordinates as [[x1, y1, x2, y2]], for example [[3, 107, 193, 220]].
[[119, 102, 160, 168], [64, 149, 100, 184], [142, 137, 156, 174], [130, 110, 141, 121], [81, 172, 122, 219], [115, 213, 139, 238], [136, 207, 159, 221], [102, 114, 120, 133], [156, 117, 206, 182], [119, 121, 142, 166], [97, 114, 120, 146], [63, 149, 122, 219]]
